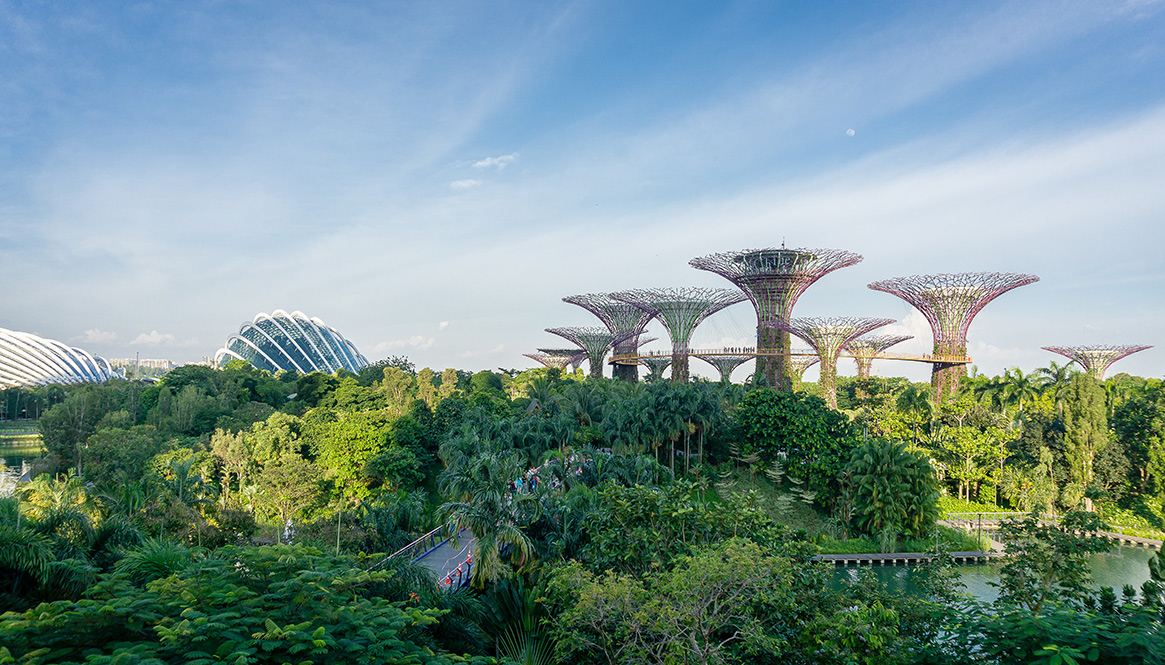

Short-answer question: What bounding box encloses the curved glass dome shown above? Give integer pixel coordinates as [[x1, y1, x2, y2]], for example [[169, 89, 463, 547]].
[[0, 327, 113, 388], [214, 309, 370, 374]]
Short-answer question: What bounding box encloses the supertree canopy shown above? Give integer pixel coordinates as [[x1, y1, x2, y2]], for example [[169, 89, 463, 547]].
[[845, 334, 913, 379], [1042, 344, 1153, 380], [537, 348, 588, 373], [769, 316, 894, 408], [788, 354, 820, 388], [690, 247, 862, 391], [692, 354, 753, 384], [564, 293, 658, 382], [612, 287, 746, 383], [641, 355, 672, 382], [523, 352, 572, 371], [545, 328, 627, 379], [868, 272, 1038, 401]]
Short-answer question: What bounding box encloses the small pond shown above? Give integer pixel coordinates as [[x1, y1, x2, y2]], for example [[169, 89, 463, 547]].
[[833, 546, 1158, 603]]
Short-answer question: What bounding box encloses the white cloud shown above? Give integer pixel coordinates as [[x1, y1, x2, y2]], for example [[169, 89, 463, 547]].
[[450, 179, 481, 190], [132, 330, 175, 345], [472, 153, 517, 169], [439, 321, 450, 330], [130, 330, 201, 347], [374, 335, 436, 353], [71, 329, 117, 344]]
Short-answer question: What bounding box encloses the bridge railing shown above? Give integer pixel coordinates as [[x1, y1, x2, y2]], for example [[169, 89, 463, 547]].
[[367, 523, 453, 572], [439, 553, 473, 590]]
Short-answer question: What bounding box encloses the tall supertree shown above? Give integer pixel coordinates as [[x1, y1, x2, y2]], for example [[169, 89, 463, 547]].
[[691, 247, 862, 391], [1042, 344, 1153, 380], [788, 354, 820, 389], [769, 317, 895, 408], [564, 294, 658, 382], [868, 272, 1038, 402], [612, 287, 746, 382], [845, 334, 913, 378], [545, 328, 627, 379], [523, 352, 574, 371], [692, 354, 753, 384], [641, 355, 672, 382]]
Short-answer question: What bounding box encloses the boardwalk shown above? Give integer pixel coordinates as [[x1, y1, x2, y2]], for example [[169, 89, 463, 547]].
[[369, 524, 477, 589]]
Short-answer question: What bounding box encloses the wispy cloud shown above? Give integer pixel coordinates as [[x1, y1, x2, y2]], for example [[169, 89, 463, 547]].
[[71, 329, 116, 345], [472, 153, 517, 169], [374, 335, 436, 353], [450, 179, 481, 190], [130, 330, 201, 347]]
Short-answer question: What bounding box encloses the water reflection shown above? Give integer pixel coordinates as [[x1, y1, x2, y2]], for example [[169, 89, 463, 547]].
[[831, 547, 1157, 603]]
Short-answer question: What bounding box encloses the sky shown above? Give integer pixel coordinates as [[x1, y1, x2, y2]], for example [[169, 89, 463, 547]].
[[2, 0, 1164, 383]]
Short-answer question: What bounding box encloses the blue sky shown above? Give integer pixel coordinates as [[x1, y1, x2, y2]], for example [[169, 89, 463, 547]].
[[2, 0, 1164, 382]]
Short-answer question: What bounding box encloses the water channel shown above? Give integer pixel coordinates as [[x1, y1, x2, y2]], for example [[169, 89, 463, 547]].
[[834, 546, 1158, 603]]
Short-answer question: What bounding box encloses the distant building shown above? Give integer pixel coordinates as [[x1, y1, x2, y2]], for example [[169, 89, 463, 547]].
[[108, 358, 176, 379], [214, 309, 369, 374], [0, 327, 113, 388]]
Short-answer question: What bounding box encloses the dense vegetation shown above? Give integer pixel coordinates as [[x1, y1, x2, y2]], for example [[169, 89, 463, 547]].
[[2, 357, 1164, 663]]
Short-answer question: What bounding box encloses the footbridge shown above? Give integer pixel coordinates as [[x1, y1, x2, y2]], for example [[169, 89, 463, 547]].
[[368, 524, 477, 589], [610, 348, 973, 366]]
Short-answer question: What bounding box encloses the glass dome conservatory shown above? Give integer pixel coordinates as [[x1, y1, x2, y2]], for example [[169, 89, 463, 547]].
[[214, 310, 369, 374], [0, 327, 114, 388]]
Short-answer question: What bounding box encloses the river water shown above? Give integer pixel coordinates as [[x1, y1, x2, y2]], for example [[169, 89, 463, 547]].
[[834, 546, 1158, 602]]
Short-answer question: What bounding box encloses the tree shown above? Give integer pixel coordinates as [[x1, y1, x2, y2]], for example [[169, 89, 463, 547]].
[[937, 425, 1004, 501], [845, 439, 940, 540], [439, 449, 538, 588], [993, 511, 1112, 613], [895, 383, 933, 448], [1061, 374, 1109, 510], [257, 454, 323, 525], [309, 411, 390, 503], [735, 388, 860, 501]]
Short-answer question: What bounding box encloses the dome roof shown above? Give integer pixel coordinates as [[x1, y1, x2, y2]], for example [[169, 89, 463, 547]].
[[0, 328, 113, 388], [214, 309, 369, 374]]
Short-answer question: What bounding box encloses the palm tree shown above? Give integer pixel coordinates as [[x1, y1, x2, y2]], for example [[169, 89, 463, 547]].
[[439, 450, 538, 589], [1001, 367, 1041, 416], [896, 384, 934, 449]]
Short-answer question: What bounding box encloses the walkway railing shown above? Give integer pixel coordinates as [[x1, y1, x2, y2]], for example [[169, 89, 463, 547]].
[[439, 553, 473, 589], [366, 523, 453, 572]]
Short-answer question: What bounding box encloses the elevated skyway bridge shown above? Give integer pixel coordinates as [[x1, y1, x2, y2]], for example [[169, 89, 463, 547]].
[[368, 525, 476, 590], [610, 348, 973, 366]]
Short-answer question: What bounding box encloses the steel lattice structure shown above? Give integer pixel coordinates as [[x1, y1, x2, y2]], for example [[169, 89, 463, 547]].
[[692, 354, 753, 384], [1042, 344, 1153, 380], [690, 247, 862, 391], [564, 293, 658, 382], [545, 328, 628, 379], [845, 334, 913, 379], [769, 316, 894, 408], [523, 352, 573, 371], [788, 355, 820, 388], [612, 287, 746, 383], [868, 272, 1038, 401], [641, 355, 672, 382], [537, 348, 588, 372]]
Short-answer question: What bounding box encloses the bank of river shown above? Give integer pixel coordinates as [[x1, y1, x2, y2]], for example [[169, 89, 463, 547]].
[[834, 546, 1158, 603]]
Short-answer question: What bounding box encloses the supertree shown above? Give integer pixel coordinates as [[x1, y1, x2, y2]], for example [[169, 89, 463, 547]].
[[868, 272, 1038, 402], [788, 354, 820, 389], [845, 334, 913, 378], [1041, 344, 1153, 380], [612, 287, 746, 382], [769, 316, 895, 408], [690, 247, 862, 391], [564, 294, 658, 382], [692, 354, 753, 384], [523, 352, 573, 371], [545, 328, 628, 379], [537, 348, 588, 372], [641, 355, 672, 382]]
